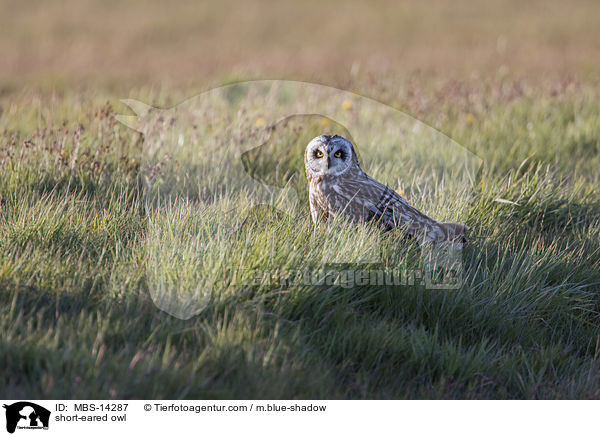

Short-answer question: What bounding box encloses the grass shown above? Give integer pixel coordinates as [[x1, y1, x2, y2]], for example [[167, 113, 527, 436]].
[[0, 77, 599, 399]]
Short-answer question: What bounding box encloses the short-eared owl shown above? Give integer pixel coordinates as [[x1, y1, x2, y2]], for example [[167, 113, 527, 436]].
[[304, 134, 469, 243]]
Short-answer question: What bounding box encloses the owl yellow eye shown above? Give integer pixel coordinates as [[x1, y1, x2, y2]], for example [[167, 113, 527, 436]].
[[315, 150, 324, 158], [334, 150, 342, 158]]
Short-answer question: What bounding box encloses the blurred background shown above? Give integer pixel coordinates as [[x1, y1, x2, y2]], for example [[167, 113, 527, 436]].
[[1, 0, 599, 94]]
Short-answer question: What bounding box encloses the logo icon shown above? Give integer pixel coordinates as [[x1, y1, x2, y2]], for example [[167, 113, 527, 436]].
[[3, 402, 50, 434]]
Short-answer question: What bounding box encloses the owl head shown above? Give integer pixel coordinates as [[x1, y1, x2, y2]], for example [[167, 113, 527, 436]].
[[304, 134, 360, 178]]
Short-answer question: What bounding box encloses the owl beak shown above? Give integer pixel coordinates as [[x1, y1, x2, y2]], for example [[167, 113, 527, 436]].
[[325, 144, 334, 168]]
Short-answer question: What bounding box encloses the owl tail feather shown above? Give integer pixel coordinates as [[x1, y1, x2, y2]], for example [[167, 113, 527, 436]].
[[437, 222, 470, 243]]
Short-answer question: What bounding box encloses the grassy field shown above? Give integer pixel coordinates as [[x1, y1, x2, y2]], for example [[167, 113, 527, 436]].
[[1, 1, 600, 399]]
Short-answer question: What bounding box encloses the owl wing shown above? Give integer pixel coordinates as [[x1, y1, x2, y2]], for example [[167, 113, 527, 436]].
[[364, 179, 444, 239], [369, 180, 470, 242]]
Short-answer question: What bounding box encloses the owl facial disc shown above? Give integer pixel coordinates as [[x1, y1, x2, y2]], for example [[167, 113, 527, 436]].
[[305, 134, 355, 177]]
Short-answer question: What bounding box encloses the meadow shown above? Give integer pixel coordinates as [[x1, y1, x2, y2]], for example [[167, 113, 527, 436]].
[[1, 0, 599, 399]]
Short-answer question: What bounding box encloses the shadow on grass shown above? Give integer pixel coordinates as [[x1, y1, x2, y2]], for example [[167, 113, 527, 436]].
[[0, 278, 345, 399], [2, 185, 598, 399], [255, 221, 600, 399]]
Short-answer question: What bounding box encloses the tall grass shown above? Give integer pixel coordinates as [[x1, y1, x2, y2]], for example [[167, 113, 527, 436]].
[[0, 80, 599, 398]]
